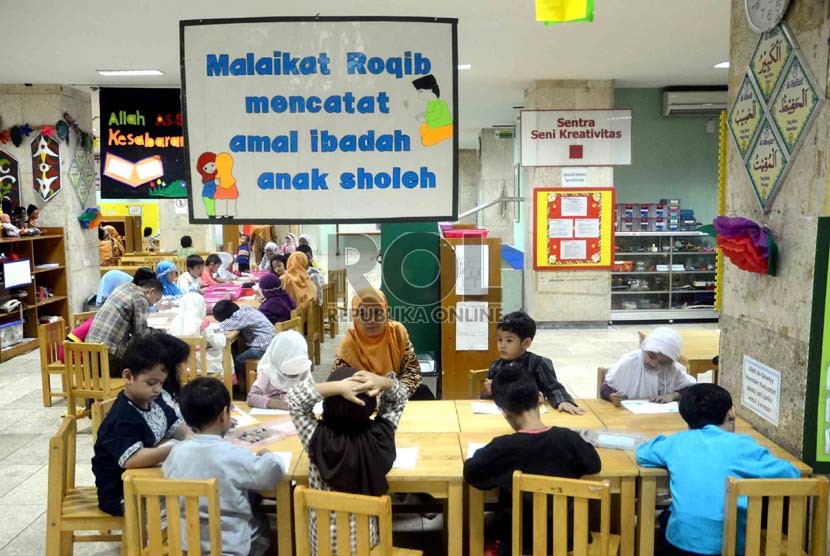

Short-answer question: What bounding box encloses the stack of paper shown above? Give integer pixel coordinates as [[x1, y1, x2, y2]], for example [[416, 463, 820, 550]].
[[392, 447, 419, 469], [620, 400, 679, 415], [231, 407, 260, 428], [250, 407, 290, 416]]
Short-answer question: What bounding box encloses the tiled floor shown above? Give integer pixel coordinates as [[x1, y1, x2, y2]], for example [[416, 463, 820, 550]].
[[0, 321, 717, 554]]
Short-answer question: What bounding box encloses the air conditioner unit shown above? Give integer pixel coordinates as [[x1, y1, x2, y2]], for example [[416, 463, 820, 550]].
[[662, 90, 728, 116]]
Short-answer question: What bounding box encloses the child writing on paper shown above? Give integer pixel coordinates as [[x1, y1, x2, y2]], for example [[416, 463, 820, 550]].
[[636, 384, 798, 555], [178, 254, 205, 294], [164, 377, 285, 556], [601, 327, 696, 405], [92, 336, 192, 516], [288, 367, 406, 555], [465, 367, 601, 556], [481, 311, 583, 415], [248, 330, 311, 410]]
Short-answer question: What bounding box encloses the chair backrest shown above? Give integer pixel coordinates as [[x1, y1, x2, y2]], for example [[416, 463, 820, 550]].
[[512, 471, 613, 556], [293, 306, 306, 336], [294, 485, 394, 556], [124, 476, 222, 556], [468, 368, 490, 398], [596, 366, 609, 398], [91, 397, 117, 442], [305, 300, 319, 339], [71, 311, 97, 329], [276, 316, 302, 334], [722, 477, 829, 556], [322, 282, 336, 313], [38, 317, 66, 368], [48, 415, 77, 506], [64, 342, 113, 397], [177, 336, 208, 384], [328, 269, 347, 306], [174, 257, 188, 275]]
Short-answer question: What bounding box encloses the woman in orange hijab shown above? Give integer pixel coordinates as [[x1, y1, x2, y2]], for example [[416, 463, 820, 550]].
[[334, 287, 423, 399], [281, 251, 317, 307]]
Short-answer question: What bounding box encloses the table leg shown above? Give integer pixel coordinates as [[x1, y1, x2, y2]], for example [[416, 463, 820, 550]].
[[223, 341, 234, 394], [619, 478, 635, 556], [637, 477, 657, 556], [448, 481, 463, 556], [468, 486, 484, 556], [276, 481, 293, 556]]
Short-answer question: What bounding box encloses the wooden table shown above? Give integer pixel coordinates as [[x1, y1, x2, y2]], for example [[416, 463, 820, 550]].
[[455, 399, 605, 434], [638, 329, 720, 380], [398, 400, 460, 433], [580, 398, 755, 434], [292, 432, 465, 556]]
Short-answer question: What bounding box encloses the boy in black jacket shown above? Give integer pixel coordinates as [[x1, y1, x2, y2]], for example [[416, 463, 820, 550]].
[[464, 367, 601, 556]]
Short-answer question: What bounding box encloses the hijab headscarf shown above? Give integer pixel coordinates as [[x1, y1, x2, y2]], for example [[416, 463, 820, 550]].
[[156, 261, 182, 296], [169, 293, 206, 336], [217, 252, 235, 280], [309, 366, 397, 496], [103, 225, 125, 257], [97, 270, 132, 304], [605, 327, 694, 399], [258, 273, 296, 323], [256, 330, 311, 391], [335, 287, 409, 376], [281, 233, 297, 255], [280, 251, 317, 307], [298, 233, 312, 247]]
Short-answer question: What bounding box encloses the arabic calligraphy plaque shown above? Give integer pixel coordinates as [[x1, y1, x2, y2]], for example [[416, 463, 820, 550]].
[[745, 119, 789, 210], [728, 75, 764, 157], [770, 56, 821, 155], [750, 25, 793, 103]]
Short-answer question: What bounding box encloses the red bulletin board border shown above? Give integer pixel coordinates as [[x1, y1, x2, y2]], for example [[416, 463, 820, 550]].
[[533, 187, 616, 271]]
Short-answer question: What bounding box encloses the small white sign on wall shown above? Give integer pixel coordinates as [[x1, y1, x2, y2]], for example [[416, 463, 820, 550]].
[[741, 355, 781, 426], [521, 110, 632, 167], [174, 199, 189, 215], [562, 167, 588, 186]]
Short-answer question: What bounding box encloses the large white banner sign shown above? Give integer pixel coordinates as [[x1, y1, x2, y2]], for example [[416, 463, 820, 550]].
[[521, 110, 632, 167], [180, 17, 458, 223]]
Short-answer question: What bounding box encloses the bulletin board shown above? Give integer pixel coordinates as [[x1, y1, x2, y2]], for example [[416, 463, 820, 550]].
[[533, 187, 615, 270]]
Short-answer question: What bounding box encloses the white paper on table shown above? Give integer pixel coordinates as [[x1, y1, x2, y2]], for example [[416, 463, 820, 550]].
[[471, 401, 502, 415], [147, 316, 172, 329], [250, 408, 290, 416], [574, 219, 600, 238], [231, 407, 260, 428], [467, 442, 486, 460], [620, 400, 679, 415], [595, 433, 638, 450], [392, 447, 419, 469], [560, 196, 588, 217], [271, 451, 293, 472], [313, 401, 323, 415], [548, 219, 574, 239], [455, 301, 489, 351], [456, 245, 489, 295], [560, 240, 587, 260]]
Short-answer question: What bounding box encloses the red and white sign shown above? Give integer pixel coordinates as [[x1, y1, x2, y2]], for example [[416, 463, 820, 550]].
[[521, 109, 632, 167]]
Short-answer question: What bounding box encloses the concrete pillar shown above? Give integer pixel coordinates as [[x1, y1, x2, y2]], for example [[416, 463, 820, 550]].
[[478, 130, 515, 243], [522, 80, 614, 323], [457, 149, 480, 226], [720, 1, 829, 456]]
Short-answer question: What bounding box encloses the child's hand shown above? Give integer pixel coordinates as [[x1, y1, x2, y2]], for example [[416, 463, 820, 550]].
[[337, 379, 366, 406], [557, 401, 585, 415], [609, 392, 627, 407], [350, 370, 392, 398], [480, 379, 492, 397], [650, 393, 678, 403], [200, 317, 211, 331]]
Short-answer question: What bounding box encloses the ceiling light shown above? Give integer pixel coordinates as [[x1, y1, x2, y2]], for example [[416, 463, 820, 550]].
[[714, 62, 730, 69], [97, 69, 165, 77], [457, 64, 471, 70]]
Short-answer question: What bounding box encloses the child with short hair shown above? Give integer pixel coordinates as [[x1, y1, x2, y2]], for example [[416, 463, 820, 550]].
[[177, 254, 204, 293], [237, 234, 251, 273], [289, 367, 406, 554], [637, 384, 798, 556], [213, 300, 275, 379], [92, 336, 191, 516], [482, 311, 583, 415], [176, 235, 197, 258], [164, 377, 284, 556], [464, 367, 601, 556], [202, 253, 227, 287]]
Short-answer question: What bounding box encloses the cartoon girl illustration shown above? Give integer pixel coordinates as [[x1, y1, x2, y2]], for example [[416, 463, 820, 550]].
[[196, 152, 217, 219], [214, 152, 239, 219]]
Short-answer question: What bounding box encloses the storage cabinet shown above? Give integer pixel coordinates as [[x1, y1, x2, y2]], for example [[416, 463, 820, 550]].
[[611, 232, 717, 321], [0, 228, 68, 361]]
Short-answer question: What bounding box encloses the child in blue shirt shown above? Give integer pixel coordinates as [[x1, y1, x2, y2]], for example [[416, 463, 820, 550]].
[[636, 383, 798, 555]]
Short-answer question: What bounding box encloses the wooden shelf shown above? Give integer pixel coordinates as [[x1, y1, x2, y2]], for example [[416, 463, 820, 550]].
[[35, 295, 68, 308], [33, 265, 65, 274], [0, 338, 39, 362]]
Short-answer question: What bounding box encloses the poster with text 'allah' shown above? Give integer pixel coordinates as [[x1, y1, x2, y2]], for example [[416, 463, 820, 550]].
[[180, 17, 458, 223]]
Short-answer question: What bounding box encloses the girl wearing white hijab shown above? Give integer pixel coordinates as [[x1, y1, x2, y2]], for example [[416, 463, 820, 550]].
[[216, 252, 235, 280], [247, 330, 312, 409], [259, 241, 279, 270], [168, 293, 227, 376], [601, 327, 695, 404]]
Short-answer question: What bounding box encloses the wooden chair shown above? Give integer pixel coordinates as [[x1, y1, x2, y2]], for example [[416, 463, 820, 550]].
[[468, 368, 489, 398], [511, 471, 620, 556], [178, 336, 208, 384], [329, 269, 348, 307], [596, 367, 609, 399], [243, 359, 260, 395], [90, 397, 117, 443], [722, 477, 829, 556], [294, 485, 422, 556], [276, 316, 302, 334], [124, 476, 222, 556], [38, 318, 67, 407], [46, 415, 124, 556], [292, 307, 306, 337], [71, 311, 97, 329], [174, 257, 188, 275], [305, 300, 322, 366], [64, 342, 125, 418], [322, 282, 339, 338]]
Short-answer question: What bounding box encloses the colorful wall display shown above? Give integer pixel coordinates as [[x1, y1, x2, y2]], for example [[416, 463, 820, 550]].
[[727, 23, 823, 213], [533, 187, 615, 270], [31, 132, 61, 202], [180, 17, 458, 223], [99, 88, 187, 200], [67, 145, 95, 207], [0, 149, 21, 207], [520, 110, 632, 167]]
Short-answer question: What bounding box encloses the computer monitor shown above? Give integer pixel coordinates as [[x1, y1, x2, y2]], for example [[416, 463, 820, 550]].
[[3, 259, 32, 289]]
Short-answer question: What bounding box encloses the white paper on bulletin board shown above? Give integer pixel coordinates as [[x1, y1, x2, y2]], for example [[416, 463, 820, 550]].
[[456, 301, 489, 351], [456, 245, 489, 295]]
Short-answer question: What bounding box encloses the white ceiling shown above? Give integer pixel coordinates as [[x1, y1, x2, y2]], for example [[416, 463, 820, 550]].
[[1, 0, 730, 148]]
